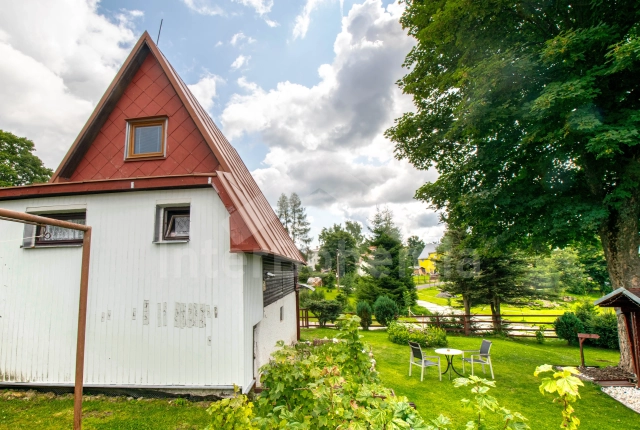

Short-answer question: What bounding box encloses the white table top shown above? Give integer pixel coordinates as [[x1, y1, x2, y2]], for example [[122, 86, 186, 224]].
[[435, 348, 463, 355]]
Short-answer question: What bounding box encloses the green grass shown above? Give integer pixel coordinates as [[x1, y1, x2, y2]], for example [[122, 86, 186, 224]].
[[0, 393, 210, 429], [416, 287, 605, 322], [302, 328, 637, 429]]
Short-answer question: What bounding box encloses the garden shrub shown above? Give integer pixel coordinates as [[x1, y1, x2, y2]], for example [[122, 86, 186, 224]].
[[255, 315, 429, 429], [574, 300, 598, 332], [307, 300, 342, 327], [387, 321, 448, 347], [554, 312, 584, 345], [373, 295, 398, 326], [205, 386, 258, 430], [356, 300, 373, 330], [592, 311, 619, 349], [299, 288, 325, 309]]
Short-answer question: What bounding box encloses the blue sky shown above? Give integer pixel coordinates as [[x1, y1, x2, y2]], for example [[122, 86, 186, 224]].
[[0, 0, 444, 247]]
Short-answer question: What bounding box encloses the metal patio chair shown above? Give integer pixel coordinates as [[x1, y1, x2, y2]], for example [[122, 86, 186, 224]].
[[409, 341, 441, 381], [462, 339, 494, 379]]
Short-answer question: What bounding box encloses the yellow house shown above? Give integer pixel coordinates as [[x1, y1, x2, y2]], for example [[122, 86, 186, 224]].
[[418, 244, 438, 274]]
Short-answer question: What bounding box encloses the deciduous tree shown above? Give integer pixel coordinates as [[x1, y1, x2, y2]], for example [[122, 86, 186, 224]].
[[387, 0, 640, 372], [0, 130, 52, 187]]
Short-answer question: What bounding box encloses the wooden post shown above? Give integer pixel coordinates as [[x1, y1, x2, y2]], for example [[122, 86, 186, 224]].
[[578, 333, 600, 368], [0, 208, 91, 430]]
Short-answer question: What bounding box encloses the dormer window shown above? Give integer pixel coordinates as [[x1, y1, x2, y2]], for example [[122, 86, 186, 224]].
[[125, 117, 167, 160]]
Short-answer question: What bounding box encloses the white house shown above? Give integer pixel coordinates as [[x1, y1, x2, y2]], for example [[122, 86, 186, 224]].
[[0, 32, 304, 394]]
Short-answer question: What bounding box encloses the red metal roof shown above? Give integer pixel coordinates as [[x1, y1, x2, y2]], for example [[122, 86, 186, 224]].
[[2, 32, 304, 264]]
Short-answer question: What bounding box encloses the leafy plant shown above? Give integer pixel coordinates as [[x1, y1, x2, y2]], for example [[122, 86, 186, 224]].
[[373, 295, 399, 326], [574, 300, 598, 332], [554, 312, 585, 345], [592, 310, 619, 349], [356, 300, 373, 330], [205, 385, 258, 430], [299, 288, 325, 309], [387, 321, 448, 348], [535, 325, 546, 344], [255, 315, 431, 429], [429, 376, 529, 430], [307, 300, 342, 327], [535, 365, 584, 430]]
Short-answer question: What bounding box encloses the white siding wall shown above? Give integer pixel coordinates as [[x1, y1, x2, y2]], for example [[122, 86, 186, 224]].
[[242, 254, 263, 391], [253, 292, 297, 384], [0, 188, 252, 389]]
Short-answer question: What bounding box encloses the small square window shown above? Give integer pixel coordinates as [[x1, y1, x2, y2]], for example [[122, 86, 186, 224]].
[[34, 212, 86, 246], [280, 306, 284, 321], [162, 207, 190, 241], [126, 118, 167, 159]]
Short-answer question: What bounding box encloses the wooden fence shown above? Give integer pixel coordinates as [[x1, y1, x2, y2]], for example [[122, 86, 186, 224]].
[[299, 309, 561, 338]]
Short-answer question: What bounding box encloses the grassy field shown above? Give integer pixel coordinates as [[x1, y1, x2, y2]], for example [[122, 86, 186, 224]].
[[0, 392, 210, 429], [302, 328, 637, 430], [416, 286, 603, 317]]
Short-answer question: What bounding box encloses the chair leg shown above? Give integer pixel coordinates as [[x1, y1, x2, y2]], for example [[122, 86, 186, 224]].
[[489, 358, 494, 379], [409, 361, 412, 377], [471, 360, 474, 376], [438, 361, 442, 381], [421, 365, 424, 382], [462, 358, 465, 373]]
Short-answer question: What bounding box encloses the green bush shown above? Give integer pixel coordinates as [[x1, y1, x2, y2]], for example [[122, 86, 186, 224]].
[[373, 295, 399, 326], [299, 288, 325, 309], [255, 315, 429, 429], [307, 300, 342, 327], [554, 312, 584, 345], [574, 300, 598, 332], [205, 386, 258, 430], [356, 300, 373, 330], [592, 311, 619, 349], [387, 321, 448, 347]]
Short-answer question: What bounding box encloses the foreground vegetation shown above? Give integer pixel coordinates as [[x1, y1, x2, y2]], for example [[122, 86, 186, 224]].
[[302, 328, 636, 430]]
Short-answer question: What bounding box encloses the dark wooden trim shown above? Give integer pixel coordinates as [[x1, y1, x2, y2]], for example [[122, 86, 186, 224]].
[[0, 174, 216, 201]]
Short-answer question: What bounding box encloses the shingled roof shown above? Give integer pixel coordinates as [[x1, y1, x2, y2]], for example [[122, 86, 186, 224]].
[[1, 32, 304, 264]]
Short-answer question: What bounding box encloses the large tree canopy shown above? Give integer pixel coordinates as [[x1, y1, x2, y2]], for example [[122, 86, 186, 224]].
[[0, 130, 52, 187], [387, 0, 639, 370]]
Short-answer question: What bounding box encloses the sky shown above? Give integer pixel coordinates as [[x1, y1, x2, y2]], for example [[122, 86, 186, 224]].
[[0, 0, 444, 247]]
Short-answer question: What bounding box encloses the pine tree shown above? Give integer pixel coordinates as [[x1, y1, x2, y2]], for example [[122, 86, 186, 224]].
[[276, 193, 291, 234], [289, 193, 311, 251]]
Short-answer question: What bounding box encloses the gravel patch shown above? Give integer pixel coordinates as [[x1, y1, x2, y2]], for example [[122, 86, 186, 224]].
[[601, 386, 640, 414]]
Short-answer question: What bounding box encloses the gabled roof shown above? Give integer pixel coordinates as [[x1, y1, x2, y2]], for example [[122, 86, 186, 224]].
[[418, 243, 438, 260], [2, 32, 304, 264], [594, 288, 640, 309]]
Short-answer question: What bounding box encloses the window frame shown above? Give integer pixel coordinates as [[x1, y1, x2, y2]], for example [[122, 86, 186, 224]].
[[34, 212, 86, 247], [162, 207, 191, 241], [125, 117, 168, 160]]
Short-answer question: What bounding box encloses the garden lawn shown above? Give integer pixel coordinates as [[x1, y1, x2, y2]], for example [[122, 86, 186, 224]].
[[0, 393, 210, 429], [302, 328, 637, 429]]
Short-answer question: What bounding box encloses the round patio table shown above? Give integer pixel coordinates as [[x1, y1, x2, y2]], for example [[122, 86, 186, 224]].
[[435, 348, 464, 380]]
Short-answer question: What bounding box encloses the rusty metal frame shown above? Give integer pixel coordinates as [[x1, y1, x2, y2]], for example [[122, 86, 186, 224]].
[[0, 208, 91, 430]]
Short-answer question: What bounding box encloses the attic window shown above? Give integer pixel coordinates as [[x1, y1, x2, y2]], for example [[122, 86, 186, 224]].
[[164, 207, 190, 240], [126, 117, 167, 159]]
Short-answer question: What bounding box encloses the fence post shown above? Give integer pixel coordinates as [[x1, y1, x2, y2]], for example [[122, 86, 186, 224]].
[[435, 315, 441, 329]]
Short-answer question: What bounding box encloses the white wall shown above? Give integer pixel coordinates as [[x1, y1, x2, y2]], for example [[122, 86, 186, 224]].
[[253, 291, 297, 384], [0, 188, 253, 389], [242, 253, 263, 391]]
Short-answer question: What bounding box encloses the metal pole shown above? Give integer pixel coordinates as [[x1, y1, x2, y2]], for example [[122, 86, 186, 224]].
[[0, 208, 91, 430]]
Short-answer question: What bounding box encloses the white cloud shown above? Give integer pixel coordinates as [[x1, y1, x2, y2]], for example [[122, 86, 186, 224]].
[[180, 0, 223, 16], [230, 32, 256, 46], [222, 0, 443, 241], [215, 40, 223, 47], [293, 0, 330, 40], [232, 0, 279, 26], [230, 54, 251, 70], [188, 73, 224, 112], [0, 0, 142, 168]]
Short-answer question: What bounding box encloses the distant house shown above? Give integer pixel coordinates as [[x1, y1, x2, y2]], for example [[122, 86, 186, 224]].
[[418, 244, 438, 275], [0, 32, 304, 394], [307, 247, 320, 269]]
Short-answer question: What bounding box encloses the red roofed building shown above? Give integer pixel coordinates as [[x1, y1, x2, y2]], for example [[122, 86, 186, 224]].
[[0, 32, 304, 393]]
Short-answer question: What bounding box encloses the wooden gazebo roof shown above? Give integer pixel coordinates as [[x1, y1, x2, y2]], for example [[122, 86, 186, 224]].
[[594, 288, 640, 310]]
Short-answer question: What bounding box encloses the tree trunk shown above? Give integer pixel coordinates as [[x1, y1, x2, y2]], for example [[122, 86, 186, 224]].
[[599, 197, 640, 374], [463, 294, 471, 335], [489, 297, 501, 332]]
